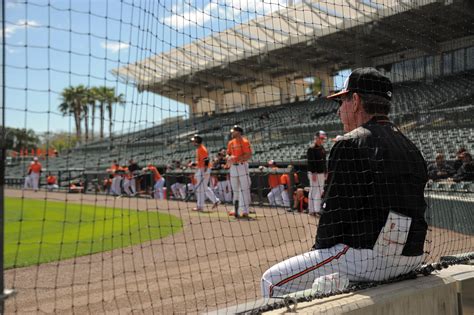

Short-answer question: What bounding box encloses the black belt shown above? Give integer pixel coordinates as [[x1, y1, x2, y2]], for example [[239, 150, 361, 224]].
[[233, 162, 245, 165]]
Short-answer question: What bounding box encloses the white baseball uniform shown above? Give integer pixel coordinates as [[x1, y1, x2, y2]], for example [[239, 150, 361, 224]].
[[261, 212, 424, 297], [227, 136, 252, 214], [230, 163, 252, 214], [308, 172, 325, 214], [195, 168, 219, 209], [267, 185, 284, 206]]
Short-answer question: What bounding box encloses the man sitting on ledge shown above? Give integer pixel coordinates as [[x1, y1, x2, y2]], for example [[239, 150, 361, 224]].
[[261, 68, 428, 298]]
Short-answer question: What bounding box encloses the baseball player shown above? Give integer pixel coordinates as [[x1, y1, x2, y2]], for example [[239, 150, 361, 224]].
[[25, 157, 42, 191], [107, 160, 122, 196], [170, 161, 187, 199], [261, 68, 428, 297], [23, 162, 33, 189], [212, 149, 232, 203], [145, 164, 165, 199], [266, 160, 284, 207], [280, 166, 299, 208], [307, 131, 327, 216], [122, 165, 136, 196], [46, 173, 59, 191], [226, 125, 252, 218], [191, 135, 220, 211]]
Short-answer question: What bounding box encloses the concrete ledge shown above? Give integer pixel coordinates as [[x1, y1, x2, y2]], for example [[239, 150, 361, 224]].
[[264, 264, 474, 315]]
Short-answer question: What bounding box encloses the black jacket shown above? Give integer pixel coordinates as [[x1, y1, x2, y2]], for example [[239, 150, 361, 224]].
[[427, 162, 454, 180], [307, 145, 327, 173], [314, 116, 428, 256], [453, 162, 474, 182], [212, 157, 228, 181]]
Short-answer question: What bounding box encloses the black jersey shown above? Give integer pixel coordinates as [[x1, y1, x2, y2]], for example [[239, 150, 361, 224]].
[[314, 116, 428, 256], [307, 145, 327, 174]]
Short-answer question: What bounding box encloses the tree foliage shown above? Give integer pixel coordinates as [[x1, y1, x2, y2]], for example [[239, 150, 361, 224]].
[[58, 85, 124, 143]]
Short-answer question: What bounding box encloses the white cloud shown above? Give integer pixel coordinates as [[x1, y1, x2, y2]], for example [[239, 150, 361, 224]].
[[101, 41, 130, 53], [161, 0, 290, 30], [6, 0, 21, 8], [161, 2, 218, 30], [3, 19, 40, 38]]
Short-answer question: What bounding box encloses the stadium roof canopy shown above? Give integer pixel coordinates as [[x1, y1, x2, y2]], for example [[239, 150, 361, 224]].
[[113, 0, 474, 97]]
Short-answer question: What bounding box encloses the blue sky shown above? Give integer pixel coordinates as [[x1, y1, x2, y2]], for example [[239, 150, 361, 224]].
[[4, 0, 346, 135]]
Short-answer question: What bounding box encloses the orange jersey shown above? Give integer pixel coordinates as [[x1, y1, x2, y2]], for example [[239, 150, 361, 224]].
[[29, 162, 42, 174], [147, 165, 162, 181], [196, 145, 209, 168], [268, 167, 281, 188], [107, 164, 120, 175], [280, 173, 299, 188], [122, 167, 132, 179], [47, 175, 57, 185], [227, 137, 252, 161]]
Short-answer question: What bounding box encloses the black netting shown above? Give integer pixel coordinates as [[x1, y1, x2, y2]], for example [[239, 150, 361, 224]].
[[1, 0, 473, 313]]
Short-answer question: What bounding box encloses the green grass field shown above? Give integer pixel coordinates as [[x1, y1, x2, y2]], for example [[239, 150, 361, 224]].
[[5, 197, 183, 269]]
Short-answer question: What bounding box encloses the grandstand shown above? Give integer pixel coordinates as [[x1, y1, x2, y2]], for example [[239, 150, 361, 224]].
[[5, 71, 474, 178]]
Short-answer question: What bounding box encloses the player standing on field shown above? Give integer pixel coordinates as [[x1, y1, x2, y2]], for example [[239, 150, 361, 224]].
[[26, 157, 42, 191], [226, 125, 252, 218], [191, 135, 220, 211], [261, 68, 428, 297], [307, 131, 327, 216]]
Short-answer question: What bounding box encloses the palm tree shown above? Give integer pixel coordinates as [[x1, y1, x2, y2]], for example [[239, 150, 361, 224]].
[[87, 87, 100, 141], [95, 86, 110, 139], [82, 103, 89, 142], [59, 85, 88, 141], [107, 91, 125, 139]]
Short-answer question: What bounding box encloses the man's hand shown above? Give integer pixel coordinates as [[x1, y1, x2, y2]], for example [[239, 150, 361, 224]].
[[311, 173, 317, 182]]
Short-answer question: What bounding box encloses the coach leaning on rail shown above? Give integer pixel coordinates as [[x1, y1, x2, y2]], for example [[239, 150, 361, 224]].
[[261, 68, 428, 297]]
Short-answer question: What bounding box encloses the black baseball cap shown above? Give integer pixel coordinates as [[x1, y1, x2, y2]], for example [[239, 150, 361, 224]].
[[327, 67, 393, 101], [230, 125, 243, 133]]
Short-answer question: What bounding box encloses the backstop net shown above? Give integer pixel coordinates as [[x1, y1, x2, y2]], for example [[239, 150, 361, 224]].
[[2, 0, 473, 313]]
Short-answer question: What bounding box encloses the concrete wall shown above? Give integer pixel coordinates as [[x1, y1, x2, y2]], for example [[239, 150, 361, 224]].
[[222, 92, 248, 112], [264, 264, 474, 315], [211, 265, 474, 315], [195, 98, 216, 114]]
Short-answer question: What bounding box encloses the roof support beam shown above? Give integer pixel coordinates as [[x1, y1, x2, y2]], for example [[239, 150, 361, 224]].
[[260, 53, 319, 77], [224, 63, 274, 84]]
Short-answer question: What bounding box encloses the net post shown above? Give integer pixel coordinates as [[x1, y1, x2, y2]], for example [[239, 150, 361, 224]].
[[0, 1, 16, 311]]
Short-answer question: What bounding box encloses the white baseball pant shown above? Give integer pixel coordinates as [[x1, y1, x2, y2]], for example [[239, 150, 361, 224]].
[[24, 175, 32, 189], [216, 180, 232, 202], [171, 182, 186, 199], [308, 172, 325, 214], [230, 162, 252, 214], [30, 173, 40, 191], [195, 168, 219, 209], [154, 178, 165, 199], [267, 185, 284, 206], [123, 178, 136, 196], [261, 212, 423, 297], [281, 190, 290, 207], [47, 184, 59, 191], [111, 175, 123, 195]]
